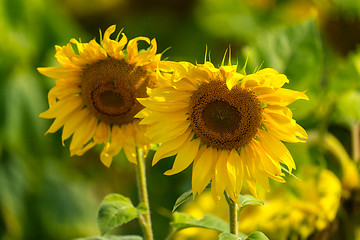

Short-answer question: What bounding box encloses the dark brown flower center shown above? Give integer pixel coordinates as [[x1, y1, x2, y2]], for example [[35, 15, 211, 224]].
[[202, 101, 241, 134], [81, 58, 149, 125], [189, 80, 263, 149]]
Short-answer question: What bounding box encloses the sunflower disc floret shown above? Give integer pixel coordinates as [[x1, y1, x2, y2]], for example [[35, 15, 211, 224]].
[[38, 25, 164, 167], [137, 61, 308, 203], [189, 80, 263, 149]]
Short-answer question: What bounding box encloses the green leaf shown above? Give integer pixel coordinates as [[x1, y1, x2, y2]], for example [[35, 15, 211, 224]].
[[171, 212, 229, 232], [337, 90, 360, 124], [74, 235, 143, 240], [281, 165, 299, 181], [244, 20, 323, 120], [238, 194, 264, 207], [246, 231, 269, 240], [329, 54, 360, 94], [172, 190, 193, 212], [97, 194, 146, 236], [219, 232, 242, 240]]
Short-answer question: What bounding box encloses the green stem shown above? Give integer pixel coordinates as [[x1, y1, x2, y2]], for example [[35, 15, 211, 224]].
[[352, 122, 360, 162], [164, 228, 177, 240], [224, 192, 238, 236], [135, 148, 154, 240]]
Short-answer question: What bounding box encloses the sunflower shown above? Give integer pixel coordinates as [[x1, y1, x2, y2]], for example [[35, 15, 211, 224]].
[[136, 60, 308, 202], [38, 25, 164, 167]]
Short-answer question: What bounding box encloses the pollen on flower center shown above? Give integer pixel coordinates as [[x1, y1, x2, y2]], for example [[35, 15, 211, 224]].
[[100, 91, 124, 107], [81, 58, 149, 125], [189, 80, 263, 149], [202, 101, 241, 134]]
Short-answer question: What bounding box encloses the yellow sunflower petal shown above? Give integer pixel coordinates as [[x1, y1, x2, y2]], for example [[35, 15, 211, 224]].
[[255, 170, 271, 192], [88, 39, 108, 59], [146, 120, 190, 144], [54, 46, 79, 68], [263, 112, 307, 142], [121, 123, 136, 147], [241, 144, 255, 178], [100, 125, 124, 167], [258, 88, 308, 106], [226, 150, 238, 197], [152, 129, 193, 165], [42, 98, 84, 135], [138, 109, 188, 125], [241, 145, 258, 198], [257, 68, 279, 75], [126, 37, 151, 63], [261, 71, 289, 88], [251, 85, 275, 95], [147, 87, 193, 102], [49, 85, 81, 100], [100, 143, 113, 167], [212, 150, 230, 200], [173, 78, 198, 91], [226, 72, 244, 90], [123, 144, 137, 164], [225, 185, 240, 204], [250, 141, 285, 182], [61, 108, 91, 144], [70, 115, 97, 154], [164, 138, 201, 175], [257, 129, 296, 172], [102, 25, 127, 58], [54, 77, 82, 88], [135, 108, 152, 119], [228, 149, 244, 198], [137, 98, 189, 112], [72, 141, 97, 156], [241, 77, 261, 89], [93, 121, 110, 144], [37, 67, 81, 79], [39, 95, 83, 119], [135, 38, 158, 66], [154, 68, 173, 87], [192, 146, 215, 196]]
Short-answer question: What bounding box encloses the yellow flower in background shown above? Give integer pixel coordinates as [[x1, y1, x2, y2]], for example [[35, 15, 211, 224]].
[[238, 168, 342, 240], [175, 191, 228, 240], [38, 25, 163, 167], [137, 60, 308, 202], [175, 167, 342, 240]]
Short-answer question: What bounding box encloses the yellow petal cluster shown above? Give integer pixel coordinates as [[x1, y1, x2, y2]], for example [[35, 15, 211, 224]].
[[39, 25, 162, 166], [174, 167, 341, 240], [137, 60, 308, 202]]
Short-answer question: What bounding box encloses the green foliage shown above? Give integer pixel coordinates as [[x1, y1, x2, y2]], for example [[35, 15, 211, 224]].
[[238, 195, 264, 208], [245, 231, 270, 240], [244, 20, 323, 120], [172, 190, 193, 212], [337, 90, 360, 125], [1, 0, 360, 239], [219, 231, 269, 240], [281, 165, 300, 180], [75, 235, 143, 240], [171, 212, 229, 232], [98, 194, 147, 236], [219, 232, 242, 240], [329, 50, 360, 94]]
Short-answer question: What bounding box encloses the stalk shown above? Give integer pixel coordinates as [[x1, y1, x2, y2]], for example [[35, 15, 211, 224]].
[[224, 192, 238, 236], [135, 148, 154, 240]]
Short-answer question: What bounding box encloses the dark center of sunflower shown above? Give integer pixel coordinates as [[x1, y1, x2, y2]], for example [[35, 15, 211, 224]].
[[202, 101, 241, 134], [189, 80, 263, 150], [81, 58, 149, 125], [100, 91, 123, 107]]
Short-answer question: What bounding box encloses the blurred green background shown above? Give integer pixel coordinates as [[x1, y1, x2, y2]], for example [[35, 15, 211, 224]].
[[1, 0, 360, 239]]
